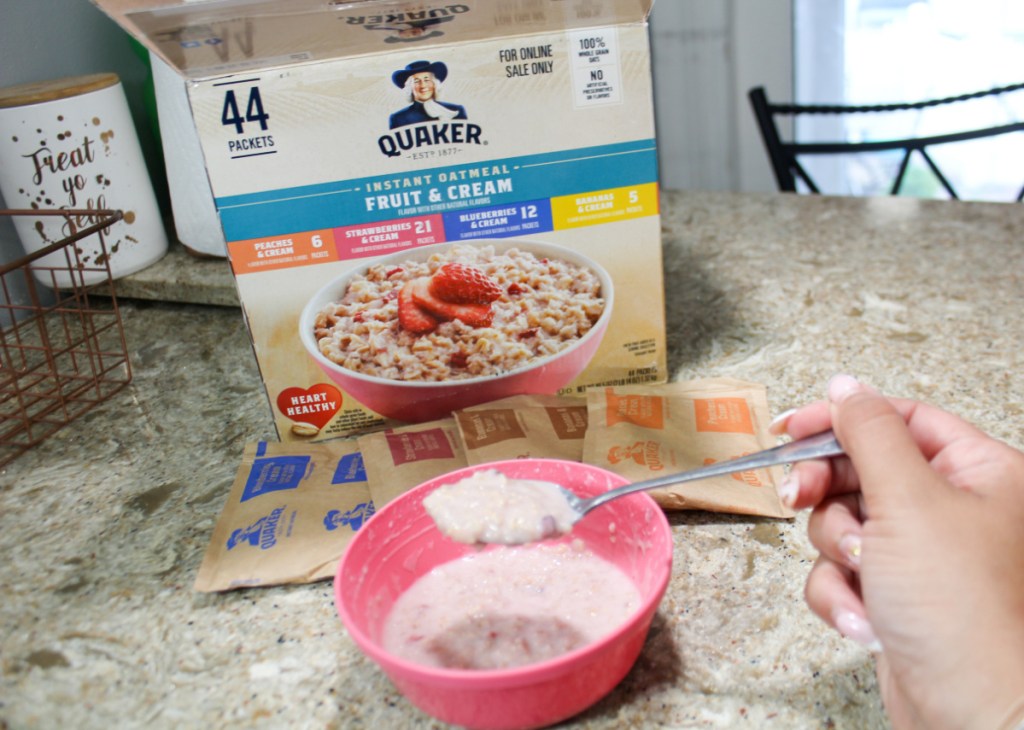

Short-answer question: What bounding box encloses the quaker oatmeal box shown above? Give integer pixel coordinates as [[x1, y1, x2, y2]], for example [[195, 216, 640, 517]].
[[97, 0, 666, 441]]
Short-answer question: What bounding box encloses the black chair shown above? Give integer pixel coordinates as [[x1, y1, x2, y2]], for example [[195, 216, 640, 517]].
[[748, 83, 1024, 200]]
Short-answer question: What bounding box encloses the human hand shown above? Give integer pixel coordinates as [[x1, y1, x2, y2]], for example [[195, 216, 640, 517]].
[[771, 375, 1024, 730]]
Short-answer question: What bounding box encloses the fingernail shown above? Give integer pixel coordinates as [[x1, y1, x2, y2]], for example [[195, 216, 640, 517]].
[[838, 533, 862, 568], [769, 408, 797, 435], [827, 373, 862, 403], [833, 610, 882, 653], [777, 473, 799, 508]]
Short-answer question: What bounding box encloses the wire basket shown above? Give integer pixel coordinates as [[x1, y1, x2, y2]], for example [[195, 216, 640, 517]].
[[0, 209, 132, 468]]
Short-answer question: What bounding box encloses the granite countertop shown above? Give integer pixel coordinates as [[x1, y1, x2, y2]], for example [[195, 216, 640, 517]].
[[2, 190, 1021, 729]]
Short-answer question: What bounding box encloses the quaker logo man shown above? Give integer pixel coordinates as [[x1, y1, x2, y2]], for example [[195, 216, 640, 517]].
[[389, 60, 468, 129], [226, 507, 286, 550], [227, 518, 265, 549], [607, 441, 665, 471], [323, 501, 376, 532]]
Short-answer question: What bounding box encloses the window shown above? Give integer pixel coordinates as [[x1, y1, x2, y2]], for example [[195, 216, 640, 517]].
[[794, 0, 1024, 200]]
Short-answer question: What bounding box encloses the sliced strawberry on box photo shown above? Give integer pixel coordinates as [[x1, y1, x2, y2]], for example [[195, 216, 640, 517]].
[[398, 281, 439, 334], [428, 263, 502, 304], [410, 277, 494, 328]]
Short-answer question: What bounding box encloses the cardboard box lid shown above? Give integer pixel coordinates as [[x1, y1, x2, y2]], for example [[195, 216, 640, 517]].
[[92, 0, 654, 80]]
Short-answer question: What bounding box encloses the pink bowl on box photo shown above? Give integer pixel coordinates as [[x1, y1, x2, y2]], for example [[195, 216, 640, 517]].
[[334, 459, 673, 730], [299, 239, 613, 423]]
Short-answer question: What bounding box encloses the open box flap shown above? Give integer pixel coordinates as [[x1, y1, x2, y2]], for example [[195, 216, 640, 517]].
[[91, 0, 654, 80]]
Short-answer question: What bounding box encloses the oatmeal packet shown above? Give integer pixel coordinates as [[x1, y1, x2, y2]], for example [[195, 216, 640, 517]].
[[454, 394, 589, 465], [582, 378, 793, 518], [194, 440, 373, 592], [357, 418, 468, 509]]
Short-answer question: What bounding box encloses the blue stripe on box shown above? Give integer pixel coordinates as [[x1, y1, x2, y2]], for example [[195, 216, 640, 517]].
[[215, 139, 658, 241]]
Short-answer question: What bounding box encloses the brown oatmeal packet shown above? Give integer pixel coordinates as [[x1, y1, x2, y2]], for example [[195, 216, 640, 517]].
[[357, 418, 467, 508], [582, 378, 793, 518], [194, 439, 373, 592], [454, 394, 588, 465]]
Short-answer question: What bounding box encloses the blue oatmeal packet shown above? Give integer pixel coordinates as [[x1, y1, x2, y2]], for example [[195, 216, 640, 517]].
[[194, 439, 373, 592]]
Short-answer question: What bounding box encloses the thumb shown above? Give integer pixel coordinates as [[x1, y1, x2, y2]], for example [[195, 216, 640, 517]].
[[827, 374, 936, 517]]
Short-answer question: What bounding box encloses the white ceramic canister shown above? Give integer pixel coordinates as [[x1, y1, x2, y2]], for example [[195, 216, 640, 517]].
[[0, 73, 168, 287]]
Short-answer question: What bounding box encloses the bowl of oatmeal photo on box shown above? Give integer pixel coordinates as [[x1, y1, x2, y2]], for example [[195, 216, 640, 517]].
[[299, 240, 614, 423]]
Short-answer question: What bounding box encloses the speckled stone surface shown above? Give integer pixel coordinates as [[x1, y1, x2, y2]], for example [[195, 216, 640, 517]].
[[2, 190, 1022, 729], [113, 241, 239, 307]]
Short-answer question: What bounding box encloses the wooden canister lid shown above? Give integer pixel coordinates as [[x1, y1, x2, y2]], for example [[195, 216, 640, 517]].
[[0, 73, 120, 109]]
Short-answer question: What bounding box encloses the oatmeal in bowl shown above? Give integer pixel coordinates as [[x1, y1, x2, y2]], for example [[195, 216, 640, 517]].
[[298, 240, 613, 422], [333, 458, 672, 730]]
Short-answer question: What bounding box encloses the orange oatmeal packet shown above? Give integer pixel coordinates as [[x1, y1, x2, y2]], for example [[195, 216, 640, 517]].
[[582, 378, 793, 518]]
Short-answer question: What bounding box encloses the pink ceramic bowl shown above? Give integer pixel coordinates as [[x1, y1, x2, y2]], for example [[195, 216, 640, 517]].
[[334, 459, 673, 730], [299, 240, 613, 423]]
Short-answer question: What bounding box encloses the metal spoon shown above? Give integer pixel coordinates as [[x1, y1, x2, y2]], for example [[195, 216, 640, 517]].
[[555, 429, 844, 525], [426, 430, 844, 545]]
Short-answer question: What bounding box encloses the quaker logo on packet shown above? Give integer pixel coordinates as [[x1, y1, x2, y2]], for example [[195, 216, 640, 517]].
[[323, 501, 376, 532], [226, 506, 287, 551], [607, 440, 666, 471], [377, 58, 485, 158]]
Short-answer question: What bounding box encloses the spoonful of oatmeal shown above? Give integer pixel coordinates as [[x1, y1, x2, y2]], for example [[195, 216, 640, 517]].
[[423, 430, 844, 545]]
